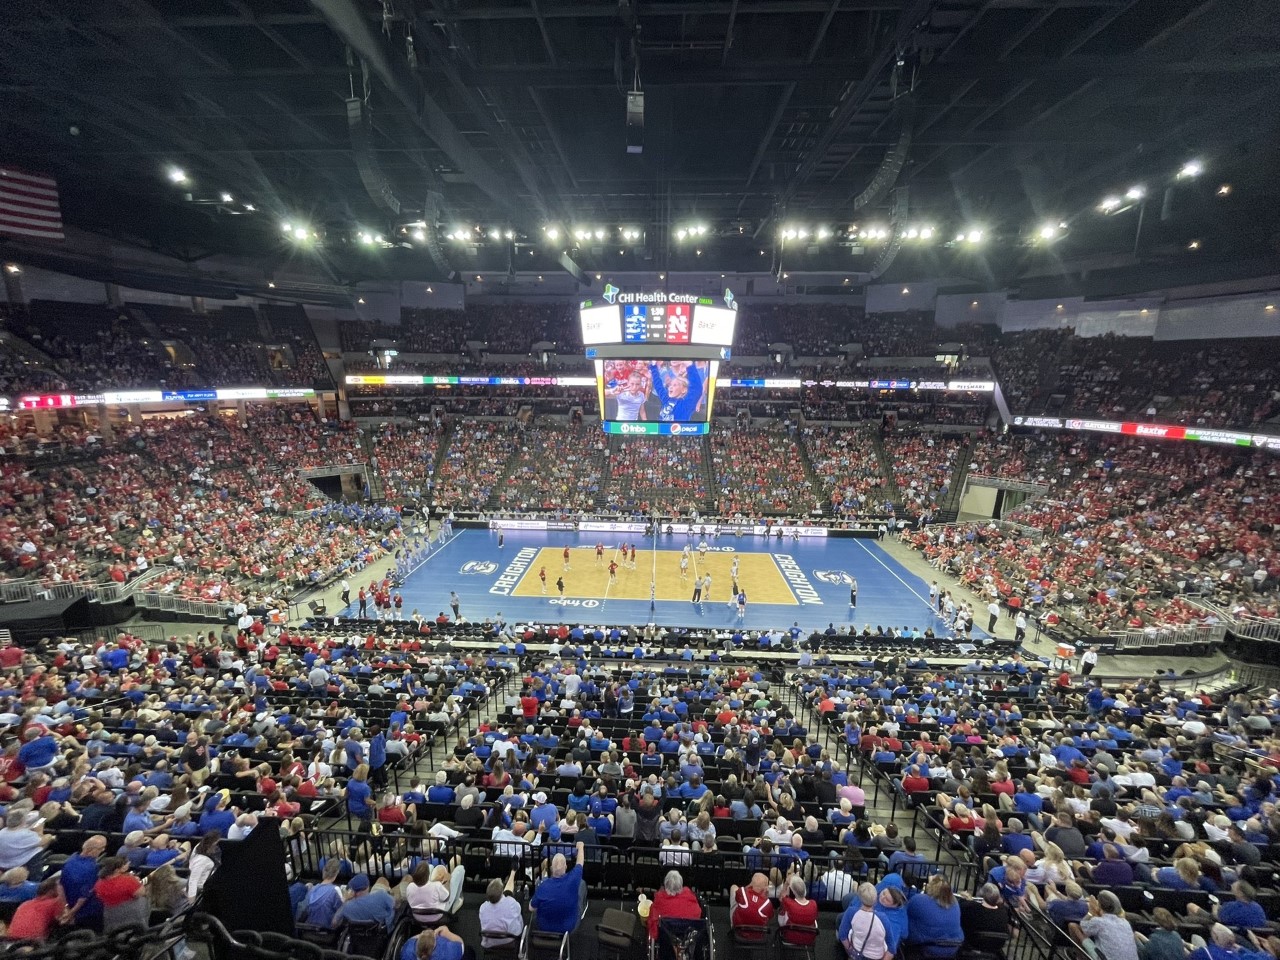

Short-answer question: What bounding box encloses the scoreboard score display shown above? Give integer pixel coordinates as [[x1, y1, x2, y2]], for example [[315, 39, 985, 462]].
[[582, 289, 738, 435]]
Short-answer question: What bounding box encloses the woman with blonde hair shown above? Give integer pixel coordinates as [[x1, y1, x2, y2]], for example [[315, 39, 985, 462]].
[[345, 763, 374, 822], [1039, 842, 1074, 888], [906, 874, 963, 948]]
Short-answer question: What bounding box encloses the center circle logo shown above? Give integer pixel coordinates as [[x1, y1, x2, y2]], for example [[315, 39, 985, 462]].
[[460, 561, 498, 575], [812, 569, 853, 585]]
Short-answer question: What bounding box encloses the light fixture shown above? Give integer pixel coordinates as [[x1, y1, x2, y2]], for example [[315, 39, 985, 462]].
[[594, 229, 605, 240], [1187, 239, 1201, 250], [955, 232, 967, 242], [1056, 304, 1064, 310], [1217, 184, 1232, 196], [676, 228, 688, 240], [659, 273, 665, 280], [971, 301, 978, 307], [902, 287, 910, 295], [426, 287, 433, 293], [219, 192, 233, 203], [1038, 223, 1060, 240], [817, 227, 831, 240], [292, 226, 310, 240], [374, 234, 384, 244], [906, 227, 919, 239], [1125, 185, 1146, 201], [243, 203, 255, 212], [782, 273, 789, 279], [966, 229, 983, 243], [545, 226, 560, 240], [695, 249, 702, 256], [412, 229, 426, 242], [281, 222, 293, 234], [843, 278, 850, 284], [782, 228, 796, 240], [537, 275, 543, 281], [505, 230, 515, 240], [475, 275, 482, 281], [1140, 308, 1149, 315], [267, 281, 275, 288], [695, 225, 707, 236], [167, 167, 188, 184], [1177, 160, 1203, 179], [1099, 196, 1122, 213], [797, 228, 809, 239], [357, 298, 365, 304], [358, 231, 375, 245], [919, 226, 934, 239], [595, 274, 601, 280], [1266, 304, 1275, 312], [3, 264, 20, 274]]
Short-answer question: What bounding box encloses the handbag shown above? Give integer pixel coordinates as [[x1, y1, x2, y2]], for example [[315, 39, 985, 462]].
[[843, 911, 883, 960]]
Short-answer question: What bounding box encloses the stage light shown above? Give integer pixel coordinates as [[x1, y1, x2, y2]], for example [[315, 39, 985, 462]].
[[965, 229, 983, 243], [267, 282, 275, 288], [167, 167, 188, 184], [281, 222, 293, 234], [594, 229, 605, 240], [1125, 185, 1145, 201], [292, 225, 310, 240], [243, 203, 255, 211], [1217, 184, 1232, 196], [218, 192, 233, 203], [954, 232, 966, 242], [906, 227, 919, 239], [357, 298, 365, 304], [1099, 196, 1121, 213], [676, 228, 688, 240], [412, 229, 426, 242], [505, 230, 515, 240], [1038, 223, 1061, 240], [1177, 160, 1203, 179], [1188, 239, 1201, 250], [817, 227, 831, 240], [920, 226, 934, 239], [695, 225, 707, 236], [797, 228, 808, 239], [3, 264, 19, 274], [545, 227, 559, 240]]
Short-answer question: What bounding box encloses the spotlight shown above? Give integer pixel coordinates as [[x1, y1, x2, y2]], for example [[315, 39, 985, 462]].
[[659, 273, 666, 280], [954, 232, 966, 242], [695, 225, 707, 236], [696, 249, 702, 256], [1187, 239, 1201, 250], [217, 192, 232, 203], [167, 167, 188, 184], [1125, 185, 1145, 201], [243, 203, 255, 212], [1217, 184, 1232, 196], [281, 222, 293, 234], [677, 228, 688, 240], [1099, 197, 1122, 213], [1266, 304, 1275, 312], [594, 229, 605, 240], [412, 229, 426, 242], [1038, 223, 1060, 240], [490, 227, 502, 238], [1177, 160, 1203, 179], [595, 274, 601, 280], [267, 282, 275, 288], [358, 231, 375, 245], [505, 230, 515, 240], [920, 226, 934, 239], [292, 225, 310, 240], [906, 228, 919, 239], [1056, 303, 1064, 310], [782, 229, 796, 240], [817, 227, 831, 240], [545, 227, 559, 240], [797, 228, 808, 239], [966, 229, 983, 243], [357, 298, 365, 304], [3, 264, 20, 274], [902, 287, 910, 295]]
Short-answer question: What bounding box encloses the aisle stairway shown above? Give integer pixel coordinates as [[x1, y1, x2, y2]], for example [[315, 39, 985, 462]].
[[793, 429, 826, 514], [870, 431, 903, 507]]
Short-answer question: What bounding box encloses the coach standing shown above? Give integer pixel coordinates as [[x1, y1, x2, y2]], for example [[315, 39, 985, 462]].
[[986, 600, 1001, 633]]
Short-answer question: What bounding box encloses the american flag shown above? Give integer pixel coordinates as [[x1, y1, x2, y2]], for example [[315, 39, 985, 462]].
[[0, 167, 64, 240]]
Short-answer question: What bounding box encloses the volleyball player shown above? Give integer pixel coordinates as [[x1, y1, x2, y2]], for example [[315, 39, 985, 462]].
[[629, 544, 637, 569], [679, 553, 689, 580], [702, 572, 713, 602], [563, 546, 572, 571], [698, 539, 709, 558], [595, 542, 605, 566], [539, 566, 547, 594], [608, 559, 618, 584], [730, 555, 740, 580], [736, 590, 747, 620]]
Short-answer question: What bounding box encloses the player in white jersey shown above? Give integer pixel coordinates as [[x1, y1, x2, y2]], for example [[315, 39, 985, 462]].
[[702, 572, 713, 600], [682, 544, 691, 558], [679, 554, 689, 579], [730, 555, 740, 579], [698, 540, 709, 557]]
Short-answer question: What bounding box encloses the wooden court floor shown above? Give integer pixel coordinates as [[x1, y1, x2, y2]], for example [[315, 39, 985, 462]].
[[507, 546, 798, 605]]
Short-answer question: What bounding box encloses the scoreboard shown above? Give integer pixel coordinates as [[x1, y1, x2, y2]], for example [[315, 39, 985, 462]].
[[623, 303, 692, 344]]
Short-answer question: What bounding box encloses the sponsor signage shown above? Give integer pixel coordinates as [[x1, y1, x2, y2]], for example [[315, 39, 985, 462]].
[[345, 375, 596, 387], [17, 387, 316, 410], [1011, 415, 1280, 452], [603, 421, 710, 436]]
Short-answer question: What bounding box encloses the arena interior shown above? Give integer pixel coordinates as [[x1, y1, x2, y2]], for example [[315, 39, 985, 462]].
[[1, 4, 1280, 960]]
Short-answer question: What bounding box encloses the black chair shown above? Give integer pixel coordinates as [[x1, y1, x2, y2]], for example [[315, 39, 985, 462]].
[[340, 919, 390, 959]]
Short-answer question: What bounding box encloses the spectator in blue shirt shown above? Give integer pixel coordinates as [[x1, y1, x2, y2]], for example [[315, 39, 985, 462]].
[[1201, 881, 1268, 929], [400, 926, 469, 960], [530, 842, 586, 934], [425, 771, 454, 804], [905, 874, 963, 948], [332, 873, 396, 929]]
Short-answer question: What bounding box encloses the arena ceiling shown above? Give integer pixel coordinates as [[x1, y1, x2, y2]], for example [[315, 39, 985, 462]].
[[2, 0, 1280, 286]]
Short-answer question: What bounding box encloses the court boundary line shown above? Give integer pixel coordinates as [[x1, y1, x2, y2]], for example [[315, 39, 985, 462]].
[[338, 529, 463, 618], [852, 539, 943, 620]]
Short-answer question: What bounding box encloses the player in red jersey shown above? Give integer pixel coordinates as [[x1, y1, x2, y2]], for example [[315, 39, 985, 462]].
[[595, 542, 604, 566], [608, 560, 618, 583], [563, 546, 571, 571], [539, 566, 547, 594]]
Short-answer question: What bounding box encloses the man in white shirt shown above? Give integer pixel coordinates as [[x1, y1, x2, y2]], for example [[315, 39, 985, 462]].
[[987, 600, 1001, 633]]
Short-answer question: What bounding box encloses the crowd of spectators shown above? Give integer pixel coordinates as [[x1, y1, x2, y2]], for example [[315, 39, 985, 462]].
[[879, 434, 968, 518], [603, 438, 709, 515], [431, 422, 516, 512], [802, 426, 895, 518], [495, 422, 605, 513], [371, 424, 443, 504], [709, 429, 819, 516]]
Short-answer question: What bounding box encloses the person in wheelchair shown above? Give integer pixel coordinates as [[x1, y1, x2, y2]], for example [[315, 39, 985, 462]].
[[530, 840, 587, 935], [400, 925, 474, 960], [647, 870, 703, 941], [333, 874, 396, 930]]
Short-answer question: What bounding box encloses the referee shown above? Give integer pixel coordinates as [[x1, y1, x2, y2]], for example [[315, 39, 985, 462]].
[[691, 575, 704, 609]]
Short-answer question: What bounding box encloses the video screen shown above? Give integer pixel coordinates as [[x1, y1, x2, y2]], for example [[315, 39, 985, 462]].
[[691, 304, 736, 346], [597, 359, 717, 423]]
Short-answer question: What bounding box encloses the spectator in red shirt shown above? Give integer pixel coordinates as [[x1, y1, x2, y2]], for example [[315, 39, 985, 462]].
[[778, 874, 819, 944], [93, 857, 146, 930], [6, 877, 68, 940], [0, 641, 22, 670], [901, 766, 932, 794], [730, 873, 774, 939], [647, 870, 703, 940]]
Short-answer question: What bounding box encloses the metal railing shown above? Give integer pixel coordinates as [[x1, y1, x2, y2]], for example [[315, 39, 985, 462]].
[[134, 591, 230, 620], [929, 517, 1046, 540], [1109, 622, 1225, 649], [1230, 615, 1280, 643]]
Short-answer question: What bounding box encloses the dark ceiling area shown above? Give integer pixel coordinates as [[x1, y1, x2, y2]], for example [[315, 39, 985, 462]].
[[2, 0, 1280, 287]]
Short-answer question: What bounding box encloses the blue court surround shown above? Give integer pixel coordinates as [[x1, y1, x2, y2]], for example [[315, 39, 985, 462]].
[[339, 528, 987, 637]]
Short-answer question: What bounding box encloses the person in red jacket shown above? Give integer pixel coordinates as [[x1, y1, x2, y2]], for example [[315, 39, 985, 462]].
[[901, 766, 932, 794], [730, 873, 774, 939], [647, 869, 703, 940]]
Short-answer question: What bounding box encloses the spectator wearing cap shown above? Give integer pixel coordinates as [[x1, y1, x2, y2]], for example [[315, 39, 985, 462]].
[[333, 873, 396, 929], [199, 791, 236, 837]]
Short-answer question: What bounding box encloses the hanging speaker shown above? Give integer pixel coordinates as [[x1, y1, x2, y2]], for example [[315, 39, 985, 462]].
[[626, 91, 644, 154]]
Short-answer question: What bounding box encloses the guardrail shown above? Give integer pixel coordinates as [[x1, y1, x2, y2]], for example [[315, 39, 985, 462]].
[[1109, 622, 1225, 650], [929, 517, 1046, 540], [1230, 615, 1280, 643], [135, 591, 229, 620]]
